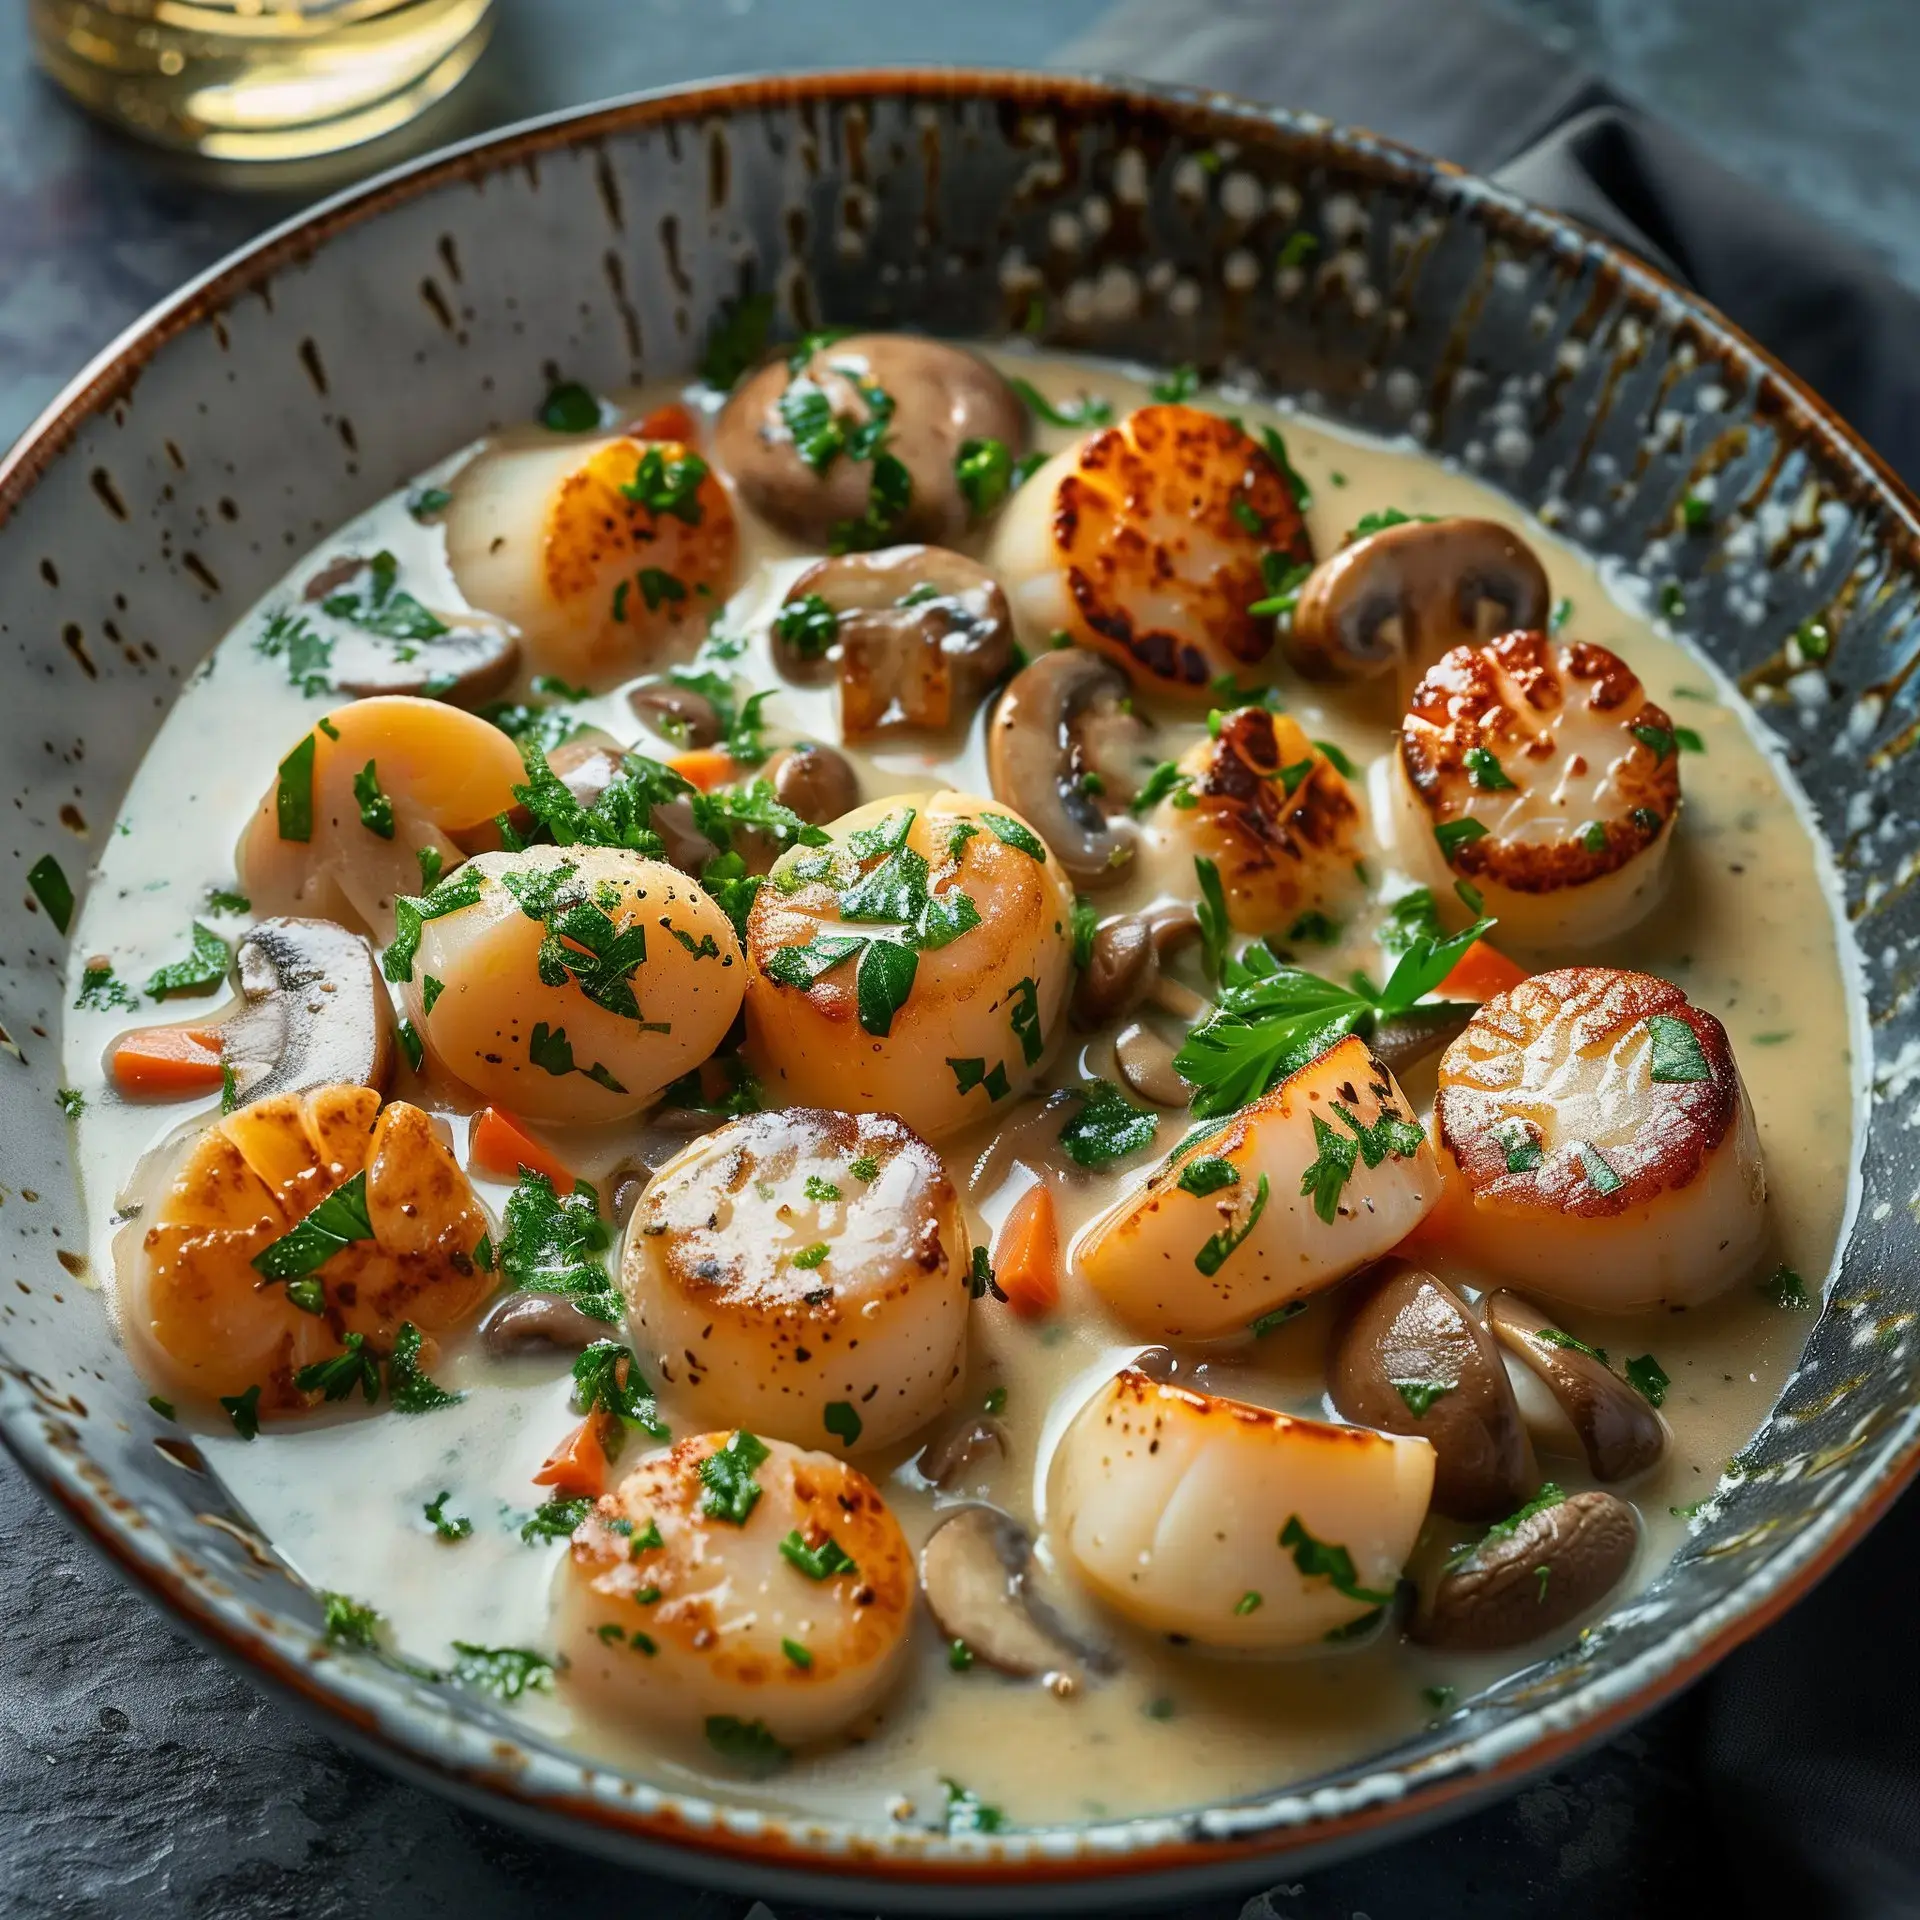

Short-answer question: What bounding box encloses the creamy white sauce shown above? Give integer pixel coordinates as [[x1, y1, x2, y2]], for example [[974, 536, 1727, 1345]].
[[62, 351, 1858, 1827]]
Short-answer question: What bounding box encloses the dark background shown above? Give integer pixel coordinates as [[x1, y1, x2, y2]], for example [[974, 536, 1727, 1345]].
[[4, 3, 1918, 1915]]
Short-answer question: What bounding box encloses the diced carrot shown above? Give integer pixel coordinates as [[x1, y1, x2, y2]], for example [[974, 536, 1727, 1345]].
[[1437, 939, 1529, 1003], [533, 1417, 609, 1500], [632, 403, 698, 443], [469, 1106, 575, 1193], [111, 1026, 226, 1099], [668, 748, 736, 792], [994, 1183, 1062, 1320]]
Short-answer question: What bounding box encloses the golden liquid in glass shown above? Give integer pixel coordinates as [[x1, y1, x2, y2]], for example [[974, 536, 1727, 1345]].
[[30, 0, 495, 160]]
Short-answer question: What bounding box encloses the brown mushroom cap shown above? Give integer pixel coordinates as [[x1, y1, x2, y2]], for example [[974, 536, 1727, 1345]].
[[1288, 517, 1551, 686], [988, 650, 1151, 887], [628, 679, 721, 748], [779, 544, 1014, 738], [1114, 1021, 1188, 1107], [303, 554, 519, 706], [220, 918, 394, 1103], [1072, 904, 1200, 1029], [1328, 1258, 1535, 1520], [478, 1290, 604, 1354], [764, 742, 860, 826], [1412, 1488, 1638, 1650], [714, 333, 1027, 548], [918, 1504, 1108, 1678], [915, 1415, 1009, 1490], [1484, 1290, 1667, 1481]]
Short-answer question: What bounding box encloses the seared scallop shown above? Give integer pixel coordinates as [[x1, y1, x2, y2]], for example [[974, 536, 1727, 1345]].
[[556, 1432, 915, 1748], [1051, 1369, 1434, 1649], [122, 1085, 491, 1410], [1075, 1035, 1441, 1340], [623, 1108, 968, 1453], [402, 845, 745, 1122], [1390, 631, 1681, 952], [741, 791, 1075, 1142], [1157, 707, 1364, 935], [238, 697, 526, 939], [446, 434, 737, 683], [986, 404, 1312, 695], [1429, 967, 1767, 1310]]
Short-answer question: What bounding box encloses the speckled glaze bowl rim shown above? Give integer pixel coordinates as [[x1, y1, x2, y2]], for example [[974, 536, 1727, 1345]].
[[2, 67, 1916, 1911]]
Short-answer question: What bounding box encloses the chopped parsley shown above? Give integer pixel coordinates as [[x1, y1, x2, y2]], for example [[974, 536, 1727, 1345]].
[[520, 1496, 593, 1544], [1464, 746, 1515, 791], [56, 1087, 84, 1119], [571, 1340, 668, 1444], [791, 1242, 829, 1270], [956, 436, 1015, 517], [539, 380, 602, 433], [823, 1401, 862, 1447], [352, 760, 395, 839], [1434, 817, 1490, 860], [382, 867, 485, 983], [1009, 376, 1112, 428], [146, 922, 230, 999], [255, 607, 333, 696], [847, 1153, 881, 1183], [1625, 1354, 1670, 1407], [75, 961, 136, 1011], [321, 1591, 382, 1649], [622, 445, 707, 523], [775, 593, 839, 658], [423, 1490, 472, 1541], [1070, 895, 1099, 969], [1534, 1326, 1610, 1365], [252, 1171, 376, 1281], [1299, 1103, 1425, 1224], [219, 1384, 263, 1440], [1150, 363, 1199, 403], [1176, 1155, 1239, 1198], [1195, 1173, 1270, 1276], [1392, 1379, 1455, 1417], [388, 1320, 461, 1413], [1763, 1265, 1810, 1309], [498, 1170, 621, 1321], [293, 1332, 381, 1404], [942, 1778, 1005, 1835], [698, 1430, 770, 1524], [1260, 425, 1311, 510], [1646, 1013, 1711, 1084], [1057, 1079, 1158, 1168], [528, 1021, 626, 1094], [319, 551, 448, 643], [450, 1642, 555, 1702], [705, 1714, 789, 1772], [1576, 1142, 1624, 1195], [1130, 760, 1193, 814], [1279, 1515, 1395, 1606], [1194, 855, 1229, 983], [780, 1529, 858, 1581], [396, 1017, 424, 1073], [699, 292, 773, 390], [1250, 1301, 1306, 1338]]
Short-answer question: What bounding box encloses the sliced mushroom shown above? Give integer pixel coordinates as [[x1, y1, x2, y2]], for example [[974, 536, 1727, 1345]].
[[302, 553, 520, 706], [1328, 1259, 1534, 1520], [108, 917, 395, 1107], [1072, 905, 1202, 1029], [1412, 1488, 1638, 1650], [1485, 1290, 1666, 1482], [988, 651, 1151, 887], [1114, 1021, 1188, 1107], [628, 679, 721, 748], [764, 742, 860, 825], [715, 333, 1027, 548], [479, 1290, 603, 1355], [1288, 517, 1551, 688], [1369, 1003, 1476, 1080], [777, 545, 1014, 738], [918, 1504, 1109, 1679], [915, 1416, 1009, 1489]]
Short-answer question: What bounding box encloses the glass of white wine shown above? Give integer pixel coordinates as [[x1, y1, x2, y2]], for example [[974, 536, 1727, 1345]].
[[30, 0, 497, 161]]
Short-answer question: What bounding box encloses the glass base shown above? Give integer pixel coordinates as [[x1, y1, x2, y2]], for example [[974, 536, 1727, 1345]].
[[31, 0, 495, 162]]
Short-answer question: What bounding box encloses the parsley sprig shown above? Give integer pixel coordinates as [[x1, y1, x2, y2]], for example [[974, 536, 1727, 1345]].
[[1173, 912, 1491, 1118]]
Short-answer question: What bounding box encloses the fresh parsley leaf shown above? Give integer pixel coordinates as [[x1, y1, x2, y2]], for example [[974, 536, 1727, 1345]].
[[1260, 425, 1310, 510], [383, 868, 486, 983], [1646, 1013, 1711, 1083], [1463, 746, 1515, 791], [621, 445, 707, 524], [320, 551, 448, 642], [321, 1591, 382, 1648], [498, 1170, 621, 1320], [255, 607, 334, 696], [979, 811, 1045, 860], [352, 760, 396, 839], [1393, 1379, 1455, 1416], [1279, 1514, 1395, 1605], [528, 1021, 627, 1093], [823, 1401, 862, 1447], [75, 961, 136, 1011], [956, 437, 1015, 518], [1300, 1113, 1359, 1224], [1058, 1079, 1158, 1168], [1194, 855, 1229, 982], [146, 922, 229, 999], [388, 1320, 461, 1414], [1576, 1142, 1624, 1195], [1150, 363, 1199, 403], [1195, 1172, 1270, 1276], [424, 1490, 472, 1541], [252, 1171, 376, 1280], [571, 1340, 669, 1442], [1009, 377, 1112, 428], [1070, 894, 1099, 970], [698, 1430, 770, 1524], [520, 1496, 592, 1544], [219, 1384, 263, 1440], [705, 1714, 789, 1772], [779, 1528, 858, 1580], [1625, 1354, 1670, 1407], [942, 1778, 1005, 1834], [1434, 817, 1489, 860], [1763, 1265, 1810, 1309], [1177, 1155, 1239, 1197], [1534, 1326, 1610, 1365], [1130, 760, 1192, 814], [774, 593, 839, 658], [450, 1642, 555, 1702], [293, 1331, 381, 1404]]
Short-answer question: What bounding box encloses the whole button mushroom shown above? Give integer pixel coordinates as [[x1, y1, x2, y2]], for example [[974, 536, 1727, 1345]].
[[1413, 1487, 1639, 1650], [1328, 1259, 1535, 1521], [715, 333, 1028, 549], [763, 742, 860, 826], [1071, 904, 1202, 1031], [988, 650, 1155, 889], [628, 678, 722, 748], [775, 544, 1014, 738], [1288, 517, 1550, 693], [1484, 1290, 1667, 1482]]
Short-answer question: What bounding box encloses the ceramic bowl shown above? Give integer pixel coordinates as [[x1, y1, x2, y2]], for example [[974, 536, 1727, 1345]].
[[1, 70, 1914, 1914]]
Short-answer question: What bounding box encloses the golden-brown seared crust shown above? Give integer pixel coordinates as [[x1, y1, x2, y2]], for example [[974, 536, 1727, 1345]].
[[1169, 707, 1362, 929], [1401, 631, 1680, 891], [1053, 405, 1312, 689], [572, 1437, 912, 1690], [1436, 967, 1741, 1217]]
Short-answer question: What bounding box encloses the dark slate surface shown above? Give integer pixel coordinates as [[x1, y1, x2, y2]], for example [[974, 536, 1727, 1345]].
[[4, 3, 1915, 1914]]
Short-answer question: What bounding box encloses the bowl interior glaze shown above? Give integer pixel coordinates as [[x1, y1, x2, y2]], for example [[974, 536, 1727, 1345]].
[[1, 70, 1915, 1913]]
